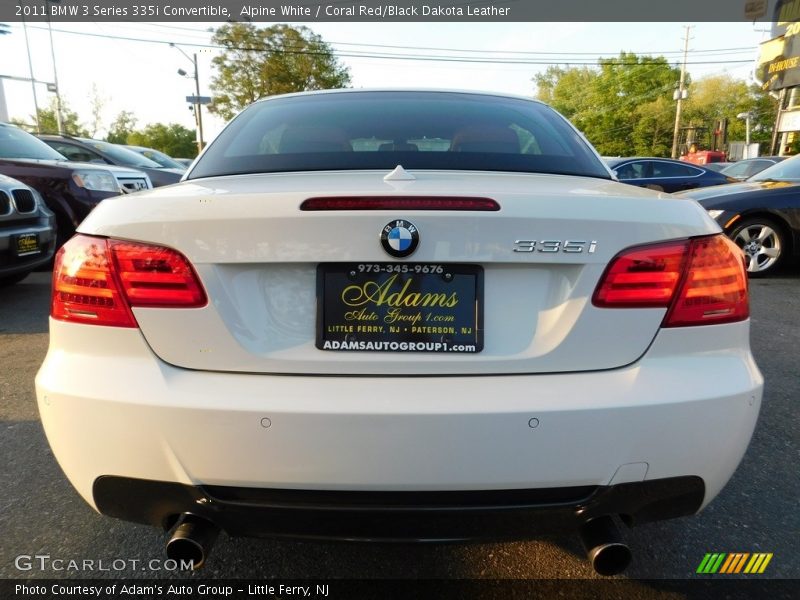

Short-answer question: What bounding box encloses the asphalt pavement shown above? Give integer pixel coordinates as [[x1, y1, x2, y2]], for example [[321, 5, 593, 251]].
[[1, 271, 798, 589]]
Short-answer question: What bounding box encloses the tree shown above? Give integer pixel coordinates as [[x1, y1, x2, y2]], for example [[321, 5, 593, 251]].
[[539, 54, 682, 156], [534, 66, 598, 120], [11, 98, 88, 136], [208, 23, 351, 121], [682, 75, 777, 148], [87, 83, 107, 138], [534, 53, 681, 156], [127, 123, 198, 158], [534, 56, 779, 157], [105, 111, 137, 145]]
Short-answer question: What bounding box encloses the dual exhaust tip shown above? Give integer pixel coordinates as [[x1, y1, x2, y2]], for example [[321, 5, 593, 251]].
[[165, 513, 631, 576]]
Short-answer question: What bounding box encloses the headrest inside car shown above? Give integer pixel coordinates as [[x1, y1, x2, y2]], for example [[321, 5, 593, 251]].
[[279, 127, 353, 153], [451, 126, 520, 154]]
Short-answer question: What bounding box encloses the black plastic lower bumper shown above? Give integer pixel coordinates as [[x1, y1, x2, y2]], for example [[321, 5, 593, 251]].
[[93, 475, 704, 542]]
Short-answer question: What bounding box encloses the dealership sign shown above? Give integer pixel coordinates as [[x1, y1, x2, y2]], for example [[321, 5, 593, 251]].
[[757, 33, 800, 90], [753, 0, 800, 90]]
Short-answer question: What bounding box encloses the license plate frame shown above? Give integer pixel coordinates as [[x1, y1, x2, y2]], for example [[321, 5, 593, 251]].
[[317, 263, 483, 353]]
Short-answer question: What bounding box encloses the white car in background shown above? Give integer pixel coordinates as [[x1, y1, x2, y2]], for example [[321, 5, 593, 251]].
[[36, 90, 762, 575]]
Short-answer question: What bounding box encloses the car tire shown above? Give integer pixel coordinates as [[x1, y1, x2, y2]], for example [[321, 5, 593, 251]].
[[729, 216, 786, 277], [0, 272, 30, 286]]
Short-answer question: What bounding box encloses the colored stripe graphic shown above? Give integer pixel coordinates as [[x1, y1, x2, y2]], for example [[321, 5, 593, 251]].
[[758, 553, 773, 573], [720, 553, 750, 573], [710, 553, 726, 573], [697, 553, 727, 573], [719, 554, 735, 574], [700, 553, 773, 574], [734, 553, 750, 573], [696, 553, 714, 573]]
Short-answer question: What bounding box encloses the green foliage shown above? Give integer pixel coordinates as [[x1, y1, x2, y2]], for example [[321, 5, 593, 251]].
[[534, 53, 777, 156], [127, 123, 197, 158], [105, 111, 138, 145], [11, 98, 88, 136], [535, 53, 681, 156], [208, 23, 351, 121], [682, 76, 777, 146]]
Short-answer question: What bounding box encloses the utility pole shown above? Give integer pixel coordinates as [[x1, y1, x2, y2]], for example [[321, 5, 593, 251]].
[[671, 26, 692, 159], [192, 53, 204, 154], [20, 16, 42, 133], [771, 88, 786, 156], [170, 43, 205, 153], [45, 1, 64, 134]]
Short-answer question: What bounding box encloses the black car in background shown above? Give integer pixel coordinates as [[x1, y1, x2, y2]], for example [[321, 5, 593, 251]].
[[0, 123, 130, 245], [0, 174, 56, 285], [720, 156, 787, 181], [606, 157, 732, 193], [38, 135, 184, 187], [676, 155, 800, 276]]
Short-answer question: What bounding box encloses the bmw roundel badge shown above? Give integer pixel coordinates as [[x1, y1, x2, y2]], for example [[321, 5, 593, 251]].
[[380, 219, 419, 258]]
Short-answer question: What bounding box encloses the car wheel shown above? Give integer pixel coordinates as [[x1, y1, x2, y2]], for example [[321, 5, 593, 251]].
[[0, 272, 30, 286], [730, 217, 785, 277]]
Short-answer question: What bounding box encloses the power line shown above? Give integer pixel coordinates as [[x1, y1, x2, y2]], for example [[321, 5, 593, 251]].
[[15, 24, 757, 67], [137, 22, 758, 57]]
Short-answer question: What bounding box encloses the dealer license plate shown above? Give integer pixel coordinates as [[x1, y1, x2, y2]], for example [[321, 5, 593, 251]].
[[317, 263, 483, 353], [14, 233, 40, 257]]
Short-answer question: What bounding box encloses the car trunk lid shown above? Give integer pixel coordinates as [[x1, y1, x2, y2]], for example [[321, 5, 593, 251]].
[[79, 170, 719, 375]]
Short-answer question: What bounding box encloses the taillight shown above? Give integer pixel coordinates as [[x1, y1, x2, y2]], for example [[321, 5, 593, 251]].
[[51, 235, 137, 328], [593, 234, 748, 327], [663, 235, 748, 327], [52, 235, 206, 327], [593, 240, 689, 308]]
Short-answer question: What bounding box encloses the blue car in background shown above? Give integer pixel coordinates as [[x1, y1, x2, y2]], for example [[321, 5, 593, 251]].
[[605, 157, 733, 193]]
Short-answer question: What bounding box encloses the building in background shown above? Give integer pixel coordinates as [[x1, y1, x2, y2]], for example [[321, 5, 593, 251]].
[[756, 0, 800, 154]]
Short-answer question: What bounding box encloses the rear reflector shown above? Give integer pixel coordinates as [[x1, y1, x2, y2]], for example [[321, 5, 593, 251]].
[[52, 235, 206, 328], [300, 197, 500, 211], [593, 234, 748, 327]]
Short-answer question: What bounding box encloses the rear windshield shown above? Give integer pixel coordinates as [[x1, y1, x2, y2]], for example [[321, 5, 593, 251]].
[[188, 91, 610, 180]]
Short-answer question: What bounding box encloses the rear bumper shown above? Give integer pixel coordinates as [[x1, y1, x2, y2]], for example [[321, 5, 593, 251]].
[[36, 319, 762, 538], [93, 475, 705, 541]]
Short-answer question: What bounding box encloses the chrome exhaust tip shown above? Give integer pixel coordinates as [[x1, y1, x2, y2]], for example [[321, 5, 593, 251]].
[[579, 516, 632, 576], [166, 514, 220, 570]]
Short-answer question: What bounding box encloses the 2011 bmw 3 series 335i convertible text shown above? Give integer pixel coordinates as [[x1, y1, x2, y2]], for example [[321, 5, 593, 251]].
[[36, 90, 762, 575]]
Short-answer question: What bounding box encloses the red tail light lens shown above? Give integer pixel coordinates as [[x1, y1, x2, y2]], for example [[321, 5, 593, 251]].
[[52, 235, 137, 328], [52, 235, 206, 327], [109, 240, 206, 307], [593, 240, 689, 307], [593, 234, 749, 327], [663, 235, 749, 327]]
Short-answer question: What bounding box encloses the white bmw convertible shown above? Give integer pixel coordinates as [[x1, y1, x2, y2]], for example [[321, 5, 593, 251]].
[[36, 90, 762, 575]]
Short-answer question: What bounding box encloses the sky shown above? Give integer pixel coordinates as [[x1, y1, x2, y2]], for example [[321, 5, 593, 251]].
[[0, 21, 773, 144]]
